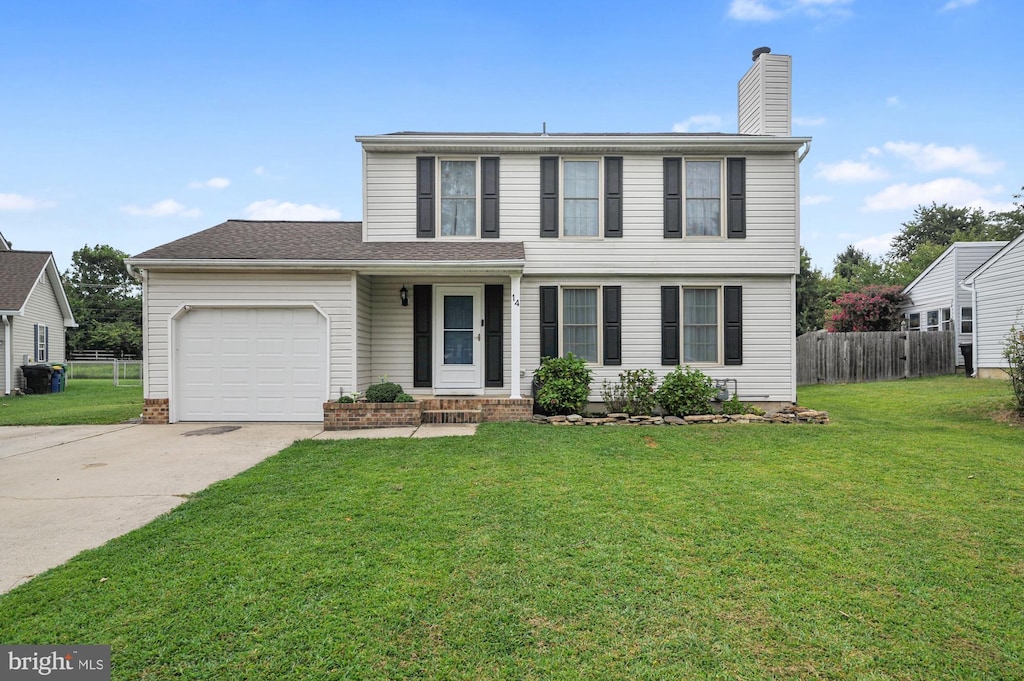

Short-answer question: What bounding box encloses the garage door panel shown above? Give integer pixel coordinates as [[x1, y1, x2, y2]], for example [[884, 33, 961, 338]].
[[176, 307, 326, 422]]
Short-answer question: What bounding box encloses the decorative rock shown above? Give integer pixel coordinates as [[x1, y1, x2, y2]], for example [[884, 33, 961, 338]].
[[566, 414, 583, 422], [608, 413, 629, 420], [548, 415, 567, 423], [664, 416, 686, 425], [684, 414, 718, 423]]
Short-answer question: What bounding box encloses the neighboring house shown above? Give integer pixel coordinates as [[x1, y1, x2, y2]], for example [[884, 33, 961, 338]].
[[126, 48, 810, 423], [0, 232, 78, 394], [961, 231, 1024, 378], [900, 241, 1008, 368]]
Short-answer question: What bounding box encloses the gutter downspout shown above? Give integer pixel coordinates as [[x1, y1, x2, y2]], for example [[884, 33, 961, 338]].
[[798, 140, 811, 164], [125, 262, 149, 395], [2, 315, 10, 395]]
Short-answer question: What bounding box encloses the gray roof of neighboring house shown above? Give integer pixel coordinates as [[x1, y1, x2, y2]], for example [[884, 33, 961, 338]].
[[130, 221, 526, 263], [0, 250, 52, 312]]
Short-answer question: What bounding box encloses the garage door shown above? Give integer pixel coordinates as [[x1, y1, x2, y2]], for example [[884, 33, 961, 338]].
[[176, 307, 326, 422]]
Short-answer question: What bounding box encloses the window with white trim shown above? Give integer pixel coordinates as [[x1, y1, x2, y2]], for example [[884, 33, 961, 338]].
[[683, 288, 719, 363], [941, 308, 952, 331], [961, 307, 973, 334], [907, 313, 921, 331], [35, 324, 48, 362], [562, 287, 599, 362], [926, 310, 939, 331], [686, 160, 722, 236], [563, 160, 600, 237], [440, 159, 477, 236]]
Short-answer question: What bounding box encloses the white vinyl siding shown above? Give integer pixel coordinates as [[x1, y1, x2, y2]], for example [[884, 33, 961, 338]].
[[363, 152, 800, 276], [738, 53, 792, 136], [356, 274, 373, 393], [901, 242, 1009, 361], [141, 271, 352, 413], [520, 275, 795, 403], [971, 238, 1024, 371], [367, 275, 512, 396], [11, 271, 66, 391]]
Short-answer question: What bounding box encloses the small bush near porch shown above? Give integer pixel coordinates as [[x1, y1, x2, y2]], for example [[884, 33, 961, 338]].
[[1, 376, 1021, 679]]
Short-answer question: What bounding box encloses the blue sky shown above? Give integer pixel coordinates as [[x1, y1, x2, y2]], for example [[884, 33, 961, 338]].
[[1, 0, 1020, 274]]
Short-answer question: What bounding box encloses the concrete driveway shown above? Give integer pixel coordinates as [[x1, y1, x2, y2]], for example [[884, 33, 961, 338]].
[[0, 422, 321, 594], [0, 421, 478, 594]]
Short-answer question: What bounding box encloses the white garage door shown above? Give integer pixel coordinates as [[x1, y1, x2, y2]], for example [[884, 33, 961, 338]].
[[176, 307, 326, 422]]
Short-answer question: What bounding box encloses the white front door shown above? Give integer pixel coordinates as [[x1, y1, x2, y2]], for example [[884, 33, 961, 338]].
[[434, 286, 483, 393]]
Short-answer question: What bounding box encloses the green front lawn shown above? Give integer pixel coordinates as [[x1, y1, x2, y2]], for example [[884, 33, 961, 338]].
[[0, 379, 143, 425], [1, 376, 1021, 679]]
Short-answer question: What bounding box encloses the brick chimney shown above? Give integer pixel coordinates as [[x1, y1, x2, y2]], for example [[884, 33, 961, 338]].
[[738, 47, 792, 136]]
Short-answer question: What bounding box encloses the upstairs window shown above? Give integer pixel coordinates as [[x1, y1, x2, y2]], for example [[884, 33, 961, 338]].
[[540, 157, 622, 238], [686, 161, 722, 236], [440, 160, 477, 237], [416, 156, 500, 238]]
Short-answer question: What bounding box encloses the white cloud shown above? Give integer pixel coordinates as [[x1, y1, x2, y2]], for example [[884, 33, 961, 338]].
[[728, 0, 852, 20], [793, 116, 826, 127], [853, 233, 897, 258], [816, 160, 889, 183], [121, 199, 201, 218], [188, 177, 231, 189], [0, 193, 52, 211], [253, 166, 266, 176], [728, 0, 779, 20], [882, 141, 1002, 174], [244, 200, 341, 221], [862, 178, 1004, 212], [802, 194, 833, 206], [941, 0, 978, 11], [886, 96, 901, 107], [672, 114, 723, 133]]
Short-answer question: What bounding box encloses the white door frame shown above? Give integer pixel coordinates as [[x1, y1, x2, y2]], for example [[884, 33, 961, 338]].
[[433, 285, 484, 394]]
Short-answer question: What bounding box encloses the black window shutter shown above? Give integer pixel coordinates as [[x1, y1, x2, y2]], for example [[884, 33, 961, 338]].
[[663, 158, 682, 238], [413, 285, 432, 386], [727, 158, 746, 239], [33, 324, 39, 362], [661, 286, 680, 365], [539, 286, 559, 358], [603, 286, 621, 365], [604, 157, 623, 238], [43, 326, 48, 362], [485, 284, 504, 387], [481, 157, 500, 238], [724, 286, 743, 365], [416, 157, 435, 238], [540, 157, 559, 238]]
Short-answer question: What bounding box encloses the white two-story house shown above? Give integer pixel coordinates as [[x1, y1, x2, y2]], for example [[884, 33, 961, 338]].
[[128, 48, 809, 423]]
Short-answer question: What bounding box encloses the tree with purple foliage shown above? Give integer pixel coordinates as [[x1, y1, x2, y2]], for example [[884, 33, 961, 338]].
[[825, 285, 905, 332]]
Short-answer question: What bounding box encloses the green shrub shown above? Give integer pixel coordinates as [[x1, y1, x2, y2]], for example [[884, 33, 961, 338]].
[[338, 394, 355, 404], [720, 393, 749, 415], [1004, 323, 1024, 413], [365, 381, 404, 403], [601, 368, 658, 415], [395, 393, 416, 403], [534, 354, 592, 415], [656, 365, 716, 417]]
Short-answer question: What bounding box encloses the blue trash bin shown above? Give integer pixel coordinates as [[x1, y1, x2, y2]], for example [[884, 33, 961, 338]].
[[50, 366, 65, 393]]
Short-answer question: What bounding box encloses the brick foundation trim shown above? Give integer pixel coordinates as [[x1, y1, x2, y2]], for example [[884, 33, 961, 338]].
[[323, 398, 535, 430], [142, 398, 170, 424], [324, 402, 422, 430]]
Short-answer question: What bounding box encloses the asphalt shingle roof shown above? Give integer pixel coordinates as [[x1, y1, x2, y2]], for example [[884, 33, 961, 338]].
[[0, 251, 51, 312], [131, 221, 526, 263]]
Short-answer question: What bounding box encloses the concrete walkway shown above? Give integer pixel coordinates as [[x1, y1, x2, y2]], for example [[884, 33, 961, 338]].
[[0, 422, 476, 594]]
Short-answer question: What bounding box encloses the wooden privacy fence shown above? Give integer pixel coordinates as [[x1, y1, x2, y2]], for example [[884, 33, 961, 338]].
[[797, 330, 956, 386]]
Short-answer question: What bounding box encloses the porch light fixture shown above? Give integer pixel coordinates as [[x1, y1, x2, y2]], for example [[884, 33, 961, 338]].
[[400, 285, 409, 307]]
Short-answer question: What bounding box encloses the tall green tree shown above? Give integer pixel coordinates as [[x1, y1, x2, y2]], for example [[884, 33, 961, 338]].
[[796, 247, 829, 335], [887, 203, 990, 262], [63, 244, 142, 358]]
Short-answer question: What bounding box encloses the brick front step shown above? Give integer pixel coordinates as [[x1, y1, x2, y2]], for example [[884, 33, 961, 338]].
[[421, 409, 482, 425]]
